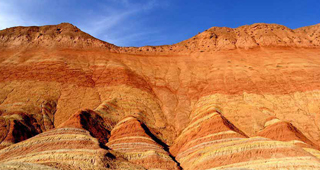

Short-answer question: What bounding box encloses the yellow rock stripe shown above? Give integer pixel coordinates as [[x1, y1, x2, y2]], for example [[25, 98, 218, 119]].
[[211, 156, 320, 170], [179, 137, 291, 163], [304, 148, 320, 159], [176, 112, 219, 141]]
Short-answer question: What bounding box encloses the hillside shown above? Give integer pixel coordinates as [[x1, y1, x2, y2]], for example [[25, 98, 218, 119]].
[[0, 23, 320, 169]]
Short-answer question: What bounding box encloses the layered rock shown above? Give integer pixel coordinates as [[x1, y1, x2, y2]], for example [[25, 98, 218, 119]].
[[170, 106, 320, 169], [0, 128, 110, 169], [0, 127, 147, 169], [0, 100, 56, 149], [90, 59, 176, 144], [1, 23, 319, 53], [0, 112, 42, 149], [0, 23, 320, 169], [0, 23, 118, 50], [58, 109, 111, 144], [107, 116, 180, 169], [123, 23, 320, 53], [258, 117, 320, 149], [258, 117, 320, 160]]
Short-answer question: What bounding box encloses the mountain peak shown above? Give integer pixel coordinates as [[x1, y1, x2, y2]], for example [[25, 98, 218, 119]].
[[0, 22, 117, 50], [0, 23, 319, 53]]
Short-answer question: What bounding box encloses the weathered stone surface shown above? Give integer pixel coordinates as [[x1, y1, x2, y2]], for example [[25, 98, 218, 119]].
[[58, 109, 111, 144], [0, 23, 320, 169], [170, 109, 320, 169], [107, 116, 180, 169], [258, 117, 320, 149], [0, 127, 146, 169], [0, 111, 46, 149]]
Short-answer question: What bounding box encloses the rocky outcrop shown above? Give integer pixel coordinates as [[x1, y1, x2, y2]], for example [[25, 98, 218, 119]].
[[58, 109, 111, 144], [175, 23, 320, 51], [0, 23, 118, 50], [107, 116, 180, 169], [0, 127, 146, 169], [258, 117, 320, 149], [0, 100, 56, 149], [1, 23, 320, 53], [121, 23, 320, 53], [0, 23, 320, 169], [258, 117, 320, 160], [0, 128, 110, 169], [0, 112, 42, 149], [171, 109, 320, 169]]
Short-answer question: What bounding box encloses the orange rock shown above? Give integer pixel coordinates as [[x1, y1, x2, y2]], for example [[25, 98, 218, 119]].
[[59, 109, 112, 144], [258, 117, 320, 149], [107, 116, 180, 170], [0, 112, 42, 149], [1, 22, 320, 169], [0, 127, 145, 169]]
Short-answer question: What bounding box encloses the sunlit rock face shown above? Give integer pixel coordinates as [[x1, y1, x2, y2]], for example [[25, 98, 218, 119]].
[[107, 116, 180, 170], [0, 23, 320, 169]]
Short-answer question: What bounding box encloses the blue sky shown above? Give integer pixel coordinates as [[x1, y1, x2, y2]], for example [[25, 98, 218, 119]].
[[0, 0, 319, 47]]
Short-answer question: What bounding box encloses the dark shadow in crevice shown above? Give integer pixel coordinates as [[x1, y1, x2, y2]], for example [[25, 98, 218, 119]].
[[140, 123, 183, 170]]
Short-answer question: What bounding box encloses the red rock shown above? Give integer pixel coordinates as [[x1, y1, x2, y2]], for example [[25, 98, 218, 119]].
[[0, 23, 320, 169], [171, 110, 320, 169], [107, 116, 180, 170], [0, 112, 42, 149], [58, 109, 111, 144], [0, 127, 146, 169], [258, 117, 320, 149]]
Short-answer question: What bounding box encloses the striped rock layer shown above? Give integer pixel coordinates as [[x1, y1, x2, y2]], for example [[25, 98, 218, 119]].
[[0, 112, 43, 149], [0, 127, 147, 170], [258, 117, 320, 149], [258, 117, 320, 160], [107, 116, 180, 170], [171, 109, 320, 170], [0, 23, 320, 169]]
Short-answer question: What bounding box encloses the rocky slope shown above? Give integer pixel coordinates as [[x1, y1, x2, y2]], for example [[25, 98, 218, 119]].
[[0, 23, 320, 169]]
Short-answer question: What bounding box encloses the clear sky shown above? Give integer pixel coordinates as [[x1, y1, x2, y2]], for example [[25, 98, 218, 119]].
[[0, 0, 319, 47]]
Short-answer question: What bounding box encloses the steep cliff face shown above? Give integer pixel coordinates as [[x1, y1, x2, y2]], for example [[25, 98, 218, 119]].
[[0, 23, 320, 169]]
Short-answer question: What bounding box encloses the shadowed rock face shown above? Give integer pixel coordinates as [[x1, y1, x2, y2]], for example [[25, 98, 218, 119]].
[[258, 117, 320, 149], [107, 116, 180, 170], [58, 109, 111, 144], [0, 128, 146, 170], [0, 23, 320, 169]]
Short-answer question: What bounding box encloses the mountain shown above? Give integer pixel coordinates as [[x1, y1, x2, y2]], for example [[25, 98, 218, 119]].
[[0, 23, 320, 169]]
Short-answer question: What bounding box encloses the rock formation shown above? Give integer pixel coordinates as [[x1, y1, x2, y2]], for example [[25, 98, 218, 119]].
[[0, 22, 320, 169], [107, 116, 180, 169]]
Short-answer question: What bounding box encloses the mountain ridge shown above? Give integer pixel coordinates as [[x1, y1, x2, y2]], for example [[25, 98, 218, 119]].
[[1, 22, 320, 169], [1, 23, 319, 53]]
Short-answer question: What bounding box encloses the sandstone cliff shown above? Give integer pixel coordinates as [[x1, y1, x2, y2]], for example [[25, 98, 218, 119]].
[[0, 23, 320, 169]]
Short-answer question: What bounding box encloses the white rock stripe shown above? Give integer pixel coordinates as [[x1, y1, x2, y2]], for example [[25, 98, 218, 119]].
[[177, 112, 219, 141], [180, 138, 292, 163], [108, 136, 155, 144], [0, 134, 99, 154], [176, 138, 244, 160], [109, 142, 162, 150], [210, 156, 320, 170], [184, 130, 239, 148], [264, 118, 281, 127], [0, 149, 103, 162], [120, 151, 172, 160]]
